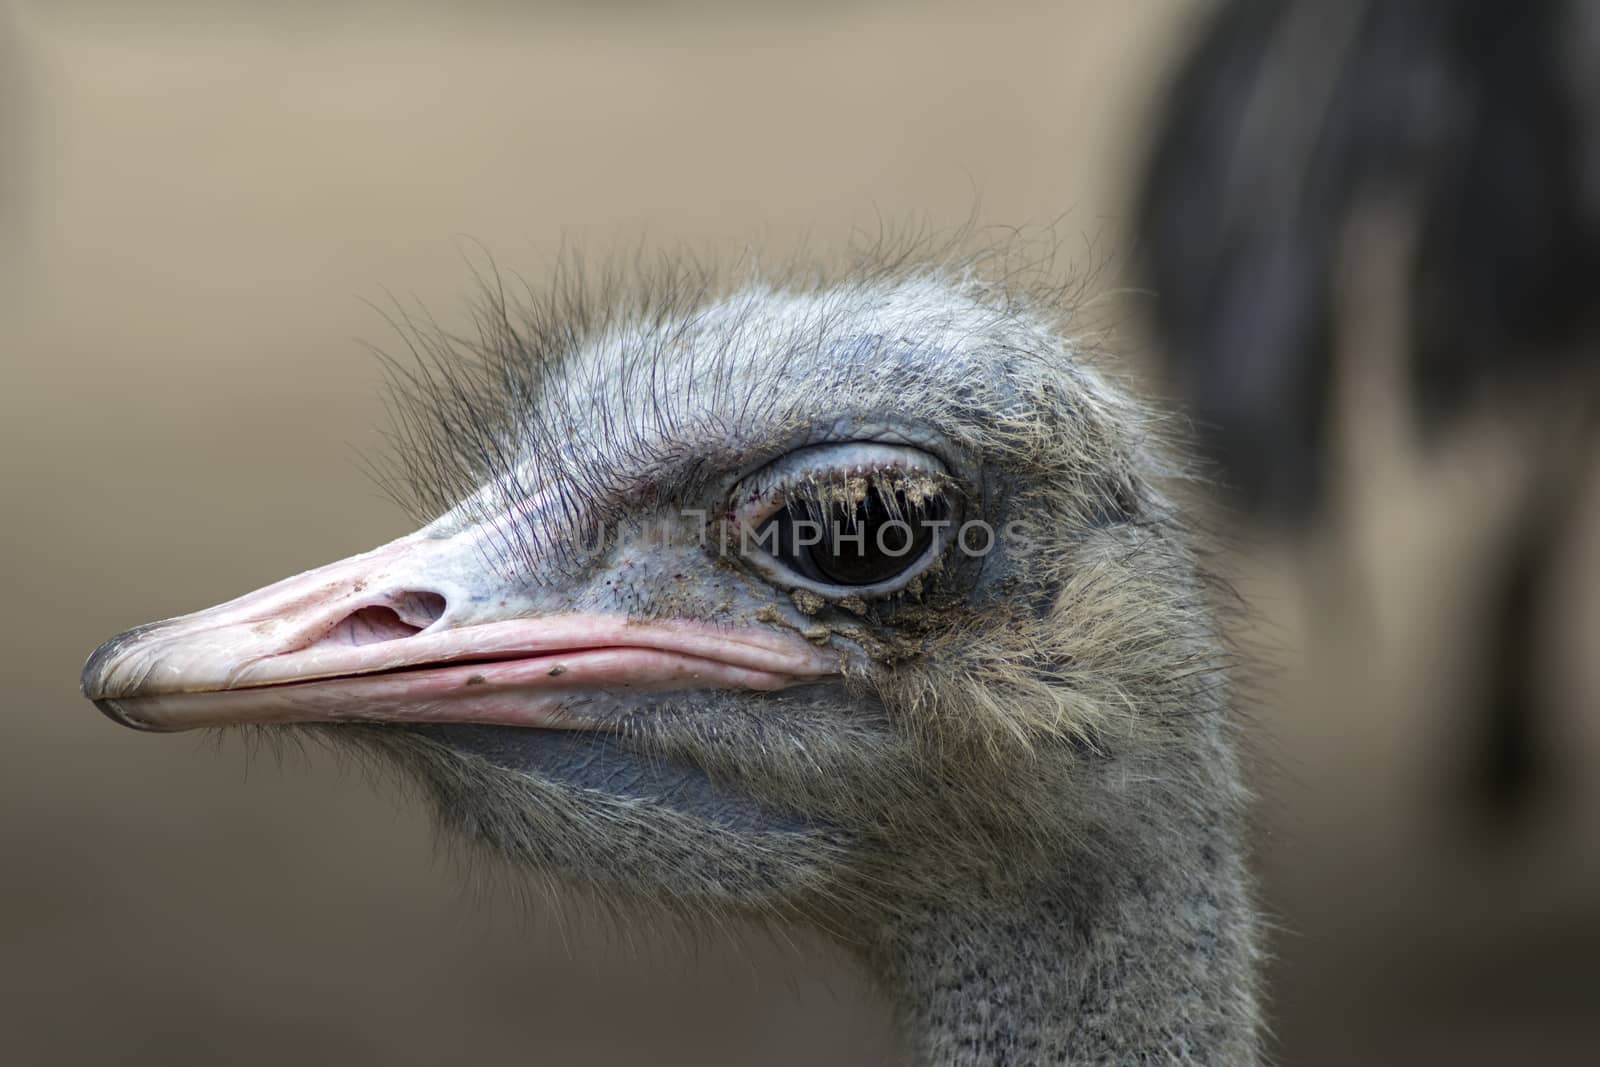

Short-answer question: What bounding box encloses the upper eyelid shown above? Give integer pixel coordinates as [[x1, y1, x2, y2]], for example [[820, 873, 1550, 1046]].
[[722, 415, 969, 483], [736, 441, 947, 495], [731, 442, 952, 521]]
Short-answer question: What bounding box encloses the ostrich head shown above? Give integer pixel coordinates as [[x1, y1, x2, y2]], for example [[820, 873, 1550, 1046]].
[[82, 255, 1259, 1063]]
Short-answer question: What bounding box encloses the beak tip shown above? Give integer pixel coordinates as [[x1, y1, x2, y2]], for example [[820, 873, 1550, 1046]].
[[81, 621, 168, 713]]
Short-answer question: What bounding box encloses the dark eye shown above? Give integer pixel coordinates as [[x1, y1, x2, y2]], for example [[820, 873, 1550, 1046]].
[[758, 486, 951, 588], [731, 442, 958, 597]]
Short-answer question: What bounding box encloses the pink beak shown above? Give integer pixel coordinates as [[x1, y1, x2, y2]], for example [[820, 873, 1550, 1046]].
[[82, 527, 837, 733]]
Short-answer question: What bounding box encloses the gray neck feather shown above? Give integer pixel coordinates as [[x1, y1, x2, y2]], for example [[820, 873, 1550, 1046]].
[[875, 777, 1260, 1064]]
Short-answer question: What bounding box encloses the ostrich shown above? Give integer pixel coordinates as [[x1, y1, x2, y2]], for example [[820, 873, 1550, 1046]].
[[1135, 0, 1600, 817], [82, 254, 1262, 1065]]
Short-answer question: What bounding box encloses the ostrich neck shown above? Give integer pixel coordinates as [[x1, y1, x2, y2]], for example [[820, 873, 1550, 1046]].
[[877, 813, 1260, 1065]]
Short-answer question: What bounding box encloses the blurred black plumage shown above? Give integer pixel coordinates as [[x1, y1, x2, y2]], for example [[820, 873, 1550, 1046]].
[[1136, 0, 1600, 814]]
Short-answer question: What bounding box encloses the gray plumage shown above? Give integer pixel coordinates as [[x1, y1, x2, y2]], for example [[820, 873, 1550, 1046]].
[[85, 241, 1263, 1065]]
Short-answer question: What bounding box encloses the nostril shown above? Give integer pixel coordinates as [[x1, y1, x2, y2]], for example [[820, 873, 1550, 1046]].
[[328, 606, 425, 647], [388, 590, 447, 629], [309, 591, 448, 651]]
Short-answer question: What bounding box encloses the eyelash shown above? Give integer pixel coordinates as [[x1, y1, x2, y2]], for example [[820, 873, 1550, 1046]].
[[732, 441, 954, 519], [735, 466, 952, 530]]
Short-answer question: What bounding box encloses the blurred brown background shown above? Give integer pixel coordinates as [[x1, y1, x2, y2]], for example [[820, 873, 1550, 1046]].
[[4, 2, 1597, 1064]]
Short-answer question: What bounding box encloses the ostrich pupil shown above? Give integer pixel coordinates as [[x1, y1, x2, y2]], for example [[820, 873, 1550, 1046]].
[[766, 485, 947, 588]]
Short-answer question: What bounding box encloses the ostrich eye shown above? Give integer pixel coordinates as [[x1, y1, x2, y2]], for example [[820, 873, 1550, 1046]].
[[760, 487, 950, 587], [732, 442, 956, 597]]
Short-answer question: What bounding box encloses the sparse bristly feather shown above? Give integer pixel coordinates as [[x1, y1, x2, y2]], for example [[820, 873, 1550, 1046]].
[[86, 232, 1263, 1065]]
